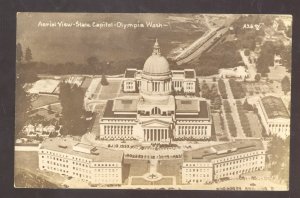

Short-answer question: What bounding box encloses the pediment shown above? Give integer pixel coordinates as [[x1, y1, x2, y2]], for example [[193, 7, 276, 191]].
[[141, 119, 170, 128]]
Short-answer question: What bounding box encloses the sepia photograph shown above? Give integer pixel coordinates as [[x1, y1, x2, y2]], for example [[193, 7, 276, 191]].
[[14, 13, 292, 190]]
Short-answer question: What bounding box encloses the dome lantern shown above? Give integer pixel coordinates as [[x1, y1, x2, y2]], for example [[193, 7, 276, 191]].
[[142, 39, 170, 75], [152, 38, 161, 55]]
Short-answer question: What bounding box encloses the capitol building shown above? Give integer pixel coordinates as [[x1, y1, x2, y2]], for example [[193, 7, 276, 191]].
[[98, 40, 212, 142]]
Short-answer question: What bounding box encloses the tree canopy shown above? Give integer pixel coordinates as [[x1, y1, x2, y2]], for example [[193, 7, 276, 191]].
[[25, 47, 33, 62], [59, 82, 87, 136], [16, 43, 23, 62], [281, 76, 291, 95], [268, 135, 290, 183], [15, 78, 32, 137]]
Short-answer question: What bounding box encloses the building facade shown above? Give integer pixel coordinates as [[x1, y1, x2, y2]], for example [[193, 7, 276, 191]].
[[38, 138, 123, 185], [256, 95, 290, 139], [182, 140, 266, 184], [98, 40, 212, 142]]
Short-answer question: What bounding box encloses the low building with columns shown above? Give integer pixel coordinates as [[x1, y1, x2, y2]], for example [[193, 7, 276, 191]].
[[256, 95, 290, 139], [99, 40, 211, 142], [182, 139, 266, 184]]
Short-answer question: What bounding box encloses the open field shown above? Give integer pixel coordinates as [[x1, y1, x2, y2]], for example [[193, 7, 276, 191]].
[[14, 151, 66, 188], [14, 151, 39, 172], [28, 79, 60, 94], [31, 95, 59, 109], [15, 168, 59, 188]]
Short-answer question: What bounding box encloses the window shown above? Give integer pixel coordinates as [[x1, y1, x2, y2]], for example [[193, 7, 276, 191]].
[[151, 107, 161, 115]]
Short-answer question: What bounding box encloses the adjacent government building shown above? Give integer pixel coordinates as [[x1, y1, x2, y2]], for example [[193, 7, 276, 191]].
[[182, 140, 266, 184], [38, 138, 124, 185], [256, 95, 290, 139], [98, 40, 212, 142]]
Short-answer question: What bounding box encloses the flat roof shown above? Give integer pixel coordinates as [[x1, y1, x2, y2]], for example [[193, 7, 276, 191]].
[[176, 101, 209, 119], [113, 98, 138, 112], [102, 100, 137, 118], [171, 70, 185, 78], [40, 138, 123, 162], [184, 139, 264, 163], [125, 69, 136, 78], [175, 99, 199, 113], [261, 96, 289, 119], [184, 70, 195, 78], [74, 142, 95, 150]]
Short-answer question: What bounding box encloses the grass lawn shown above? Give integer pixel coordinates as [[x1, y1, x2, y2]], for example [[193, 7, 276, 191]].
[[14, 151, 39, 173], [130, 177, 174, 186], [157, 159, 182, 184], [15, 151, 66, 188], [81, 77, 93, 90], [131, 178, 152, 185], [212, 113, 227, 140], [247, 112, 263, 138], [29, 108, 59, 121], [98, 80, 122, 100], [154, 178, 173, 185], [14, 168, 59, 188], [123, 159, 150, 177], [31, 95, 59, 109]]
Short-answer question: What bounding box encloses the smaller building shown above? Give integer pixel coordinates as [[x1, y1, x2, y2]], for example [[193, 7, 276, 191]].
[[182, 140, 266, 184], [219, 66, 249, 81], [256, 95, 290, 139], [39, 138, 124, 185], [123, 68, 197, 94]]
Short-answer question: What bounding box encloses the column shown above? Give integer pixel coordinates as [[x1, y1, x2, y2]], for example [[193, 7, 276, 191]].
[[150, 129, 153, 141], [165, 129, 168, 140], [154, 129, 157, 141], [158, 129, 160, 141], [162, 129, 164, 140], [147, 129, 149, 141]]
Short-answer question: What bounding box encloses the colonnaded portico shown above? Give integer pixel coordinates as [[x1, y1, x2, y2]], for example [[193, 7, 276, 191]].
[[143, 128, 170, 142]]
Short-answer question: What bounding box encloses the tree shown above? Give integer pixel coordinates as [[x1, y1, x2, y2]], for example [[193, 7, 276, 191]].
[[16, 43, 23, 62], [281, 76, 291, 95], [59, 82, 86, 136], [255, 74, 261, 82], [47, 105, 52, 114], [286, 25, 292, 38], [268, 135, 290, 183], [87, 56, 101, 74], [201, 82, 210, 99], [15, 78, 31, 137], [101, 74, 109, 86], [25, 47, 33, 62], [244, 49, 251, 56], [243, 99, 253, 111]]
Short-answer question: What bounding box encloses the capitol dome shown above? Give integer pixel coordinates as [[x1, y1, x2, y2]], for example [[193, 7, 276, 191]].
[[143, 39, 170, 75]]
